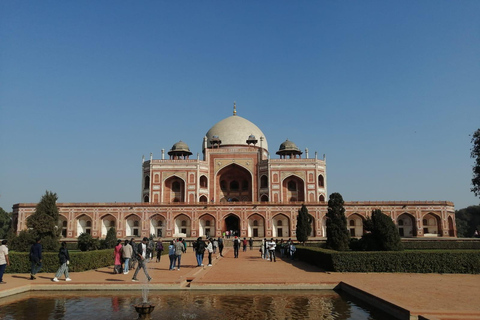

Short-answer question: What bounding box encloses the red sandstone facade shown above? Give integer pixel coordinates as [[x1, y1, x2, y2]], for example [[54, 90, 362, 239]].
[[12, 107, 456, 239]]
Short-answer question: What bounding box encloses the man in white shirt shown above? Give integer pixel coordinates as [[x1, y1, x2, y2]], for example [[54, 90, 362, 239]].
[[132, 237, 152, 282], [0, 240, 10, 284], [267, 238, 276, 262]]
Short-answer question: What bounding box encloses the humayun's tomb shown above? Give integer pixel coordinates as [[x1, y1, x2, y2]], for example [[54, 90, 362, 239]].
[[12, 104, 456, 239]]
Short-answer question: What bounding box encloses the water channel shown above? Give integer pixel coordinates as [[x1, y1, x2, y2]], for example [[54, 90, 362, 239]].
[[0, 290, 391, 320]]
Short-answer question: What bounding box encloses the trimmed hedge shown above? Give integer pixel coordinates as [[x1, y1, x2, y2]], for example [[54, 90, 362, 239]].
[[6, 249, 113, 273], [295, 247, 480, 274], [402, 240, 480, 250]]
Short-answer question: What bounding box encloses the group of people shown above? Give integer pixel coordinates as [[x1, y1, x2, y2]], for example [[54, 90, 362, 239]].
[[260, 238, 296, 262], [0, 235, 299, 285], [167, 237, 187, 270], [113, 237, 163, 282]]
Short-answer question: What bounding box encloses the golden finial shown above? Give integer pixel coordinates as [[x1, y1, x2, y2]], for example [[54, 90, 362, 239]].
[[233, 101, 237, 116]]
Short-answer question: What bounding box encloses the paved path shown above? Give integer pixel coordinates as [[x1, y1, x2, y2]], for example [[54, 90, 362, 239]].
[[1, 248, 479, 320]]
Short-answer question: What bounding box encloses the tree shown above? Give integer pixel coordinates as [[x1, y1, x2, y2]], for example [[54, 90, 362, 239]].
[[296, 204, 312, 244], [455, 205, 480, 237], [356, 209, 403, 251], [326, 192, 350, 251], [11, 191, 61, 251], [0, 207, 12, 239], [471, 129, 480, 198], [103, 227, 117, 249]]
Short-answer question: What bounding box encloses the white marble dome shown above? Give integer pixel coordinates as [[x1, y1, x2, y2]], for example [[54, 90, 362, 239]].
[[204, 115, 268, 150]]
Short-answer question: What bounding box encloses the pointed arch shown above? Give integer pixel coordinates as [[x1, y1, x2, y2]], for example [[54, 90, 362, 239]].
[[224, 213, 241, 235], [58, 214, 68, 238], [422, 212, 442, 236], [282, 175, 305, 202], [247, 213, 265, 238], [174, 214, 191, 237], [125, 213, 141, 237], [164, 175, 186, 203], [397, 212, 416, 237], [150, 214, 166, 237], [272, 213, 290, 238], [76, 214, 92, 236], [216, 164, 253, 203], [101, 214, 117, 237], [199, 213, 216, 238], [347, 213, 364, 237]]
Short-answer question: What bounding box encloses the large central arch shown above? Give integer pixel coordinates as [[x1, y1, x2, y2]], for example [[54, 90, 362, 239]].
[[224, 213, 240, 236], [217, 164, 252, 202]]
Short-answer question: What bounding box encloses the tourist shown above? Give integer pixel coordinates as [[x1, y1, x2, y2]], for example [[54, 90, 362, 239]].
[[278, 239, 284, 257], [168, 241, 176, 270], [268, 238, 276, 262], [249, 237, 254, 250], [155, 238, 164, 262], [174, 237, 186, 270], [130, 238, 138, 270], [260, 238, 265, 259], [233, 236, 240, 258], [0, 240, 10, 284], [286, 238, 292, 258], [29, 238, 42, 280], [194, 237, 205, 267], [212, 238, 218, 254], [148, 236, 155, 260], [289, 242, 296, 260], [263, 238, 269, 260], [113, 240, 123, 274], [206, 238, 213, 266], [242, 237, 248, 252], [52, 242, 71, 282], [218, 237, 224, 257], [132, 237, 152, 282], [122, 240, 133, 274]]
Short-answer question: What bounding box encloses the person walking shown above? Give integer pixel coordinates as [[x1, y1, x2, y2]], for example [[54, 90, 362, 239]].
[[194, 237, 205, 267], [212, 238, 218, 254], [242, 237, 248, 252], [268, 238, 276, 262], [113, 240, 123, 274], [233, 236, 240, 258], [260, 238, 265, 259], [168, 241, 176, 270], [132, 237, 152, 282], [122, 240, 133, 274], [206, 238, 213, 266], [130, 238, 138, 270], [52, 242, 71, 282], [155, 238, 164, 262], [29, 238, 42, 280], [174, 237, 186, 270], [218, 237, 224, 257], [0, 240, 10, 284], [249, 237, 254, 250]]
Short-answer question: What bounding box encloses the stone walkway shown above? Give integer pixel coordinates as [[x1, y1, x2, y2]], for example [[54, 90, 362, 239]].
[[1, 248, 479, 320]]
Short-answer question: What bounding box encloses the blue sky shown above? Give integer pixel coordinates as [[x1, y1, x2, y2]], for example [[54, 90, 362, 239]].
[[1, 1, 479, 211]]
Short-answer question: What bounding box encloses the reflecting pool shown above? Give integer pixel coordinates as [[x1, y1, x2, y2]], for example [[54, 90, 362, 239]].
[[0, 290, 391, 320]]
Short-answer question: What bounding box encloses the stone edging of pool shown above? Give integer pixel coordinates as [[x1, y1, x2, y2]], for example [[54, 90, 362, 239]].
[[0, 281, 420, 320]]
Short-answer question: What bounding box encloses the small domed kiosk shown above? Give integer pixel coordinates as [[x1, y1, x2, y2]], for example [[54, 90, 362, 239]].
[[276, 139, 302, 159]]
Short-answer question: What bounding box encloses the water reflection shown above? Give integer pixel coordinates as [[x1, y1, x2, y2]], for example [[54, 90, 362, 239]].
[[0, 290, 389, 320]]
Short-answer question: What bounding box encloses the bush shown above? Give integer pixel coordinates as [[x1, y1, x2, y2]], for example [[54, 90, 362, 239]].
[[6, 249, 114, 273], [295, 246, 480, 274], [402, 240, 480, 250], [77, 233, 100, 251]]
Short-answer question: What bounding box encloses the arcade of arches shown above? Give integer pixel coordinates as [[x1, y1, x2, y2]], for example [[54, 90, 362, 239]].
[[43, 205, 456, 240]]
